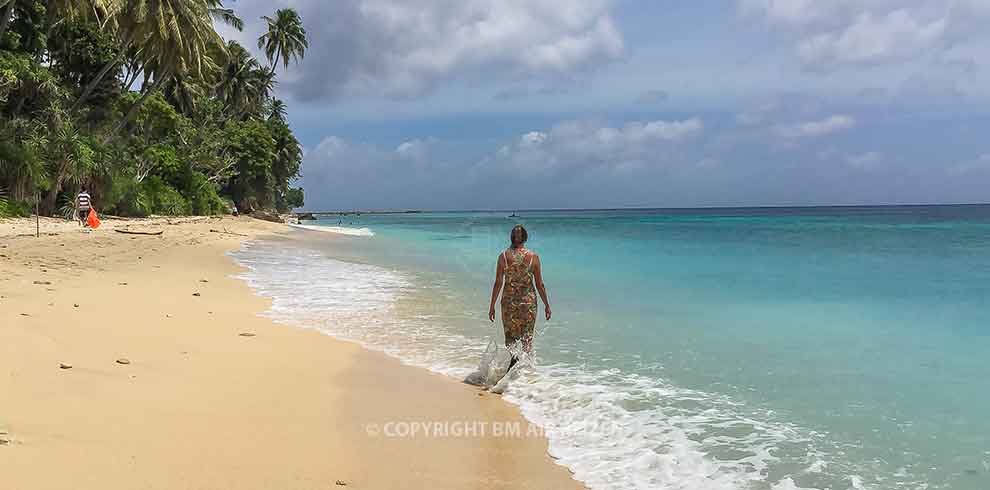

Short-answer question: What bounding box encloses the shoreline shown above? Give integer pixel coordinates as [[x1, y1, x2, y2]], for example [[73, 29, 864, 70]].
[[0, 216, 583, 489]]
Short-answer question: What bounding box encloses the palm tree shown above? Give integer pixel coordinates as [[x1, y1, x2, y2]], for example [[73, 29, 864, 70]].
[[208, 1, 243, 32], [105, 0, 229, 140], [44, 0, 120, 36], [41, 0, 121, 107], [257, 8, 307, 77], [246, 70, 276, 117], [214, 41, 274, 119], [162, 74, 206, 115], [215, 41, 261, 113], [2, 0, 93, 42], [73, 0, 236, 111]]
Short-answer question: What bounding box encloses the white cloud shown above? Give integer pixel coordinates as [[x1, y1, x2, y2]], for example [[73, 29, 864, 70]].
[[301, 135, 468, 209], [299, 116, 705, 208], [776, 115, 856, 139], [740, 0, 990, 72], [624, 119, 704, 142], [296, 111, 990, 210], [486, 118, 703, 176], [519, 131, 548, 146], [227, 0, 623, 100], [395, 139, 433, 164], [739, 0, 838, 26], [796, 9, 946, 68]]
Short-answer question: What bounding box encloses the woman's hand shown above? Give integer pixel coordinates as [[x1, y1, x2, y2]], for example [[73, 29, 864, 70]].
[[545, 305, 552, 321], [489, 305, 496, 322]]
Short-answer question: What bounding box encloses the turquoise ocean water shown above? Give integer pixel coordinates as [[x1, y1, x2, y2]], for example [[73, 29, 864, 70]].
[[231, 206, 990, 490]]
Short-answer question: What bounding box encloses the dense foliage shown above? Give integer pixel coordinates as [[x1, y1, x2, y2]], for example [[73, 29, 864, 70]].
[[0, 1, 306, 218]]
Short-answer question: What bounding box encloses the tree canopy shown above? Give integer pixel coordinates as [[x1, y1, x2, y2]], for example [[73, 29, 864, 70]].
[[0, 0, 307, 218]]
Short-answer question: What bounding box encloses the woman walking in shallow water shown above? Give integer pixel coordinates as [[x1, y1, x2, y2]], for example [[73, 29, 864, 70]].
[[489, 225, 551, 366]]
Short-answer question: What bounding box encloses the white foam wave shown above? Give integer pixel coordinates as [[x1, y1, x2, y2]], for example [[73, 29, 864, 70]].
[[230, 240, 872, 490], [289, 223, 375, 236]]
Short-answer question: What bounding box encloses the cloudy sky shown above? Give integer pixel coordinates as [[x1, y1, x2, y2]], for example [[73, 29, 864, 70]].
[[224, 0, 990, 210]]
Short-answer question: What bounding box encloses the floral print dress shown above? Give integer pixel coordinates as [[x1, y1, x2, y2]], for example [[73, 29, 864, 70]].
[[500, 248, 537, 349]]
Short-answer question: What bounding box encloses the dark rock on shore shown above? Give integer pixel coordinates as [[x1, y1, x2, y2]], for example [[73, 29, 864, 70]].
[[251, 211, 284, 223]]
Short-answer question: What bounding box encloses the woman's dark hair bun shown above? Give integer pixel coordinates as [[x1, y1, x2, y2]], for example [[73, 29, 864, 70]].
[[510, 224, 528, 245]]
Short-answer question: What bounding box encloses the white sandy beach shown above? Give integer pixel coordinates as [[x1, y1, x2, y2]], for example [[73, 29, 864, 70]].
[[0, 216, 582, 489]]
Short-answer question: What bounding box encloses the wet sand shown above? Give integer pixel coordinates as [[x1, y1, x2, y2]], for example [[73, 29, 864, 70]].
[[0, 216, 582, 489]]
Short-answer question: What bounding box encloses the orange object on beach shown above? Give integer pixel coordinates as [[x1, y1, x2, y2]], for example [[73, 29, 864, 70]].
[[87, 208, 101, 229]]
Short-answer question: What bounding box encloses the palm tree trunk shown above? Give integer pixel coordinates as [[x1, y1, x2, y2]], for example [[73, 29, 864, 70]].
[[0, 2, 14, 40], [268, 49, 281, 77], [104, 71, 168, 144], [71, 34, 132, 111]]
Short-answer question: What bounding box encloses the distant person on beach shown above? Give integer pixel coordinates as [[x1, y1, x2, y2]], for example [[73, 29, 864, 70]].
[[488, 224, 551, 368], [76, 188, 91, 227]]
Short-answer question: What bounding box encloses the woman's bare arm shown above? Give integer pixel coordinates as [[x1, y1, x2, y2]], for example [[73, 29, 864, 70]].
[[533, 254, 551, 320], [489, 254, 505, 322]]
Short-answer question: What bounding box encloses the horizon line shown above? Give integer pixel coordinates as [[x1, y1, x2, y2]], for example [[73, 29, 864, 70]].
[[297, 202, 990, 214]]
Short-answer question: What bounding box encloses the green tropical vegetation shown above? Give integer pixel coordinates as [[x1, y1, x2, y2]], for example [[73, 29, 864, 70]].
[[0, 0, 307, 219]]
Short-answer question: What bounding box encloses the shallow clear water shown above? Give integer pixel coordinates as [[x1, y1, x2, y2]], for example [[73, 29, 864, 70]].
[[232, 206, 990, 490]]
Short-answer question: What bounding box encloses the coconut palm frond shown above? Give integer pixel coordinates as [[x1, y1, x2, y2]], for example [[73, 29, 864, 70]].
[[209, 6, 243, 31], [257, 8, 307, 76]]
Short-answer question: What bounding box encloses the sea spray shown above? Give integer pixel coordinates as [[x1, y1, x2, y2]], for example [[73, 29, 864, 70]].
[[232, 238, 842, 490], [231, 206, 990, 490]]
